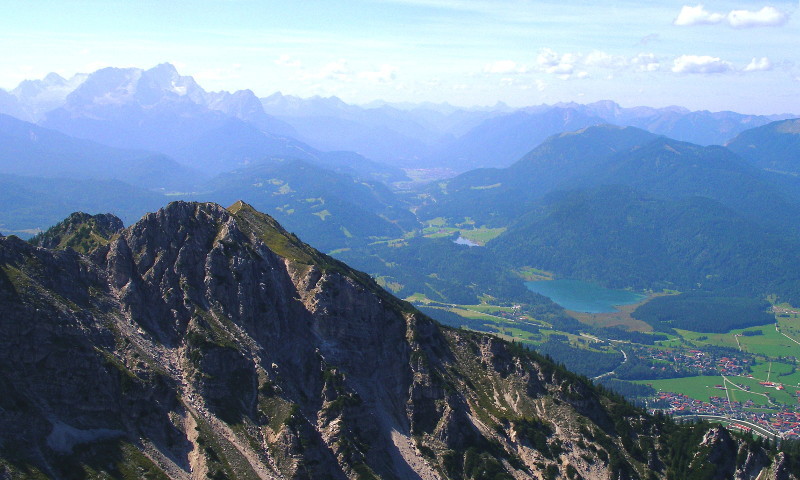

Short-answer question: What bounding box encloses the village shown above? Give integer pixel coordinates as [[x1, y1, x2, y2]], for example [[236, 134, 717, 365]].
[[637, 340, 800, 439], [645, 346, 751, 377], [650, 391, 800, 439]]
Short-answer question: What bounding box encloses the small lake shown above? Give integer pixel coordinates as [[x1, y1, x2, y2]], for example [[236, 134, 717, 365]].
[[453, 236, 480, 247], [524, 279, 646, 313]]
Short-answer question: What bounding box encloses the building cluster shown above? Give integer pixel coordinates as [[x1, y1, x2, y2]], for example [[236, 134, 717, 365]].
[[639, 346, 750, 376], [650, 391, 800, 439]]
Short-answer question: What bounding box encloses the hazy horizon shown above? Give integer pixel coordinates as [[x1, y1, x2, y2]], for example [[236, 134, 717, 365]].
[[2, 0, 798, 115]]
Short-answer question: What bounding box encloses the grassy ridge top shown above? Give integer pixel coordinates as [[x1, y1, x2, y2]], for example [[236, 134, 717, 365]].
[[228, 200, 321, 265]]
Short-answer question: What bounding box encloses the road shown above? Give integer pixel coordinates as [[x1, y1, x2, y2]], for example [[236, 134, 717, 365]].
[[593, 347, 628, 381], [674, 414, 780, 440]]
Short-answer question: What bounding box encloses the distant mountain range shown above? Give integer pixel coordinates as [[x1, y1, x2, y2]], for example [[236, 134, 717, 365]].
[[0, 64, 404, 182], [0, 113, 199, 191], [420, 124, 800, 229], [6, 64, 800, 478], [2, 63, 800, 306], [364, 122, 800, 306], [1, 63, 793, 172]]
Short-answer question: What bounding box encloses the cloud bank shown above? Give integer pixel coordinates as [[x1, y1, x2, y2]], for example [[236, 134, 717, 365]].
[[672, 55, 732, 74], [480, 50, 771, 80], [744, 57, 773, 72], [728, 7, 789, 28], [674, 4, 789, 28], [674, 5, 724, 26]]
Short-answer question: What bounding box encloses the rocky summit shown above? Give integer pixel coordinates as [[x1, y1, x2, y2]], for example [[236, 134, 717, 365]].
[[1, 201, 798, 479]]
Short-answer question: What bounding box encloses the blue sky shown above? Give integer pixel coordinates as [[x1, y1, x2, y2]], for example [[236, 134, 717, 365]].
[[1, 0, 798, 113]]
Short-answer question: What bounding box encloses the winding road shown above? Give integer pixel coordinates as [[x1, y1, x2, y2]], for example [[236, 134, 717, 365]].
[[593, 347, 629, 381]]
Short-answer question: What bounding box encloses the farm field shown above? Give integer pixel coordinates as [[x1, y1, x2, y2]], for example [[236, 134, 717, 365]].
[[674, 322, 800, 358], [636, 376, 728, 403], [410, 287, 800, 438]]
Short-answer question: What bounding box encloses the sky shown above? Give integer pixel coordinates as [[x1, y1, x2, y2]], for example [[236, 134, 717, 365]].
[[1, 0, 798, 114]]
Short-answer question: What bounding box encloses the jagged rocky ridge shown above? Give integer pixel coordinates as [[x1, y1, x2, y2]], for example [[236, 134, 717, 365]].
[[1, 201, 798, 479]]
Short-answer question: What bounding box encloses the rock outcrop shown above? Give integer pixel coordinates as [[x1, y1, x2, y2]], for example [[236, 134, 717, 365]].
[[0, 201, 798, 479]]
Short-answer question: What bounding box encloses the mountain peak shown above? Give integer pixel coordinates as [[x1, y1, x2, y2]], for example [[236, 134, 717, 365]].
[[42, 72, 67, 86], [561, 123, 625, 137], [146, 62, 180, 77], [1, 201, 795, 478], [29, 211, 124, 254], [226, 199, 327, 265]]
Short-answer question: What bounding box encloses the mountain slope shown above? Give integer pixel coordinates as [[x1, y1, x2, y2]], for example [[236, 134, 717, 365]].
[[575, 137, 800, 231], [430, 108, 608, 171], [197, 159, 416, 250], [431, 101, 786, 171], [418, 125, 659, 225], [567, 100, 786, 146], [0, 114, 200, 190], [726, 118, 800, 175], [1, 201, 794, 479], [262, 93, 443, 167], [0, 174, 167, 237], [420, 124, 800, 233], [490, 186, 800, 301]]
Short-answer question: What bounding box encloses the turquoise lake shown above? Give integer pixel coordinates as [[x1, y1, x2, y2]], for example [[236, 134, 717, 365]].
[[524, 279, 646, 313]]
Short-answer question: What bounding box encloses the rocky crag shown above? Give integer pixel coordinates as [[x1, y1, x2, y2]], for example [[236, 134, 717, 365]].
[[1, 201, 798, 479]]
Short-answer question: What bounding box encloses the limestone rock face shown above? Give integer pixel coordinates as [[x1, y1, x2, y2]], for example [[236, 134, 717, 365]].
[[0, 200, 798, 479]]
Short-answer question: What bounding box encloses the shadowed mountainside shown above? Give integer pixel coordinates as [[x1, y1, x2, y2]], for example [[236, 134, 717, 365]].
[[1, 201, 799, 479]]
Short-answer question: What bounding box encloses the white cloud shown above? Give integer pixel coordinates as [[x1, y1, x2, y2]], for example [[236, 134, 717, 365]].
[[532, 49, 666, 78], [483, 60, 527, 74], [536, 48, 576, 75], [674, 4, 789, 28], [317, 60, 352, 81], [631, 53, 661, 72], [536, 48, 560, 69], [728, 6, 788, 28], [674, 5, 724, 26], [584, 51, 628, 69], [357, 64, 398, 83], [744, 57, 773, 72], [275, 54, 301, 68], [672, 55, 732, 74]]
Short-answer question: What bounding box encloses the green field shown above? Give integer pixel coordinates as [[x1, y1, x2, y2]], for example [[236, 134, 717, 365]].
[[750, 361, 794, 379], [749, 361, 800, 389], [774, 370, 800, 387], [738, 327, 799, 357], [637, 371, 800, 407], [674, 322, 799, 358], [460, 304, 516, 314], [637, 376, 727, 403], [413, 291, 800, 412], [406, 293, 433, 303], [458, 227, 507, 245], [447, 306, 503, 321], [515, 266, 554, 281], [728, 375, 797, 406]]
